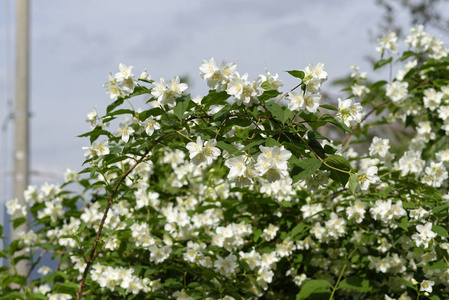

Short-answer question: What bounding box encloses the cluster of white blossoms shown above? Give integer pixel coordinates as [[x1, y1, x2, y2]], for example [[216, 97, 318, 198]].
[[335, 97, 364, 127], [386, 81, 409, 104], [286, 63, 327, 114], [405, 25, 448, 59], [151, 75, 188, 108], [90, 264, 160, 295], [376, 31, 398, 54], [199, 57, 283, 107], [411, 222, 437, 248], [104, 63, 139, 100], [224, 145, 292, 187], [370, 199, 407, 224], [186, 137, 221, 168]]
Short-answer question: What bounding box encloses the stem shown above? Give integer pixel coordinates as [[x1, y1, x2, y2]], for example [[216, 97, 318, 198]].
[[125, 99, 140, 122], [295, 131, 350, 174], [275, 82, 302, 104], [76, 132, 174, 300], [329, 248, 358, 300]]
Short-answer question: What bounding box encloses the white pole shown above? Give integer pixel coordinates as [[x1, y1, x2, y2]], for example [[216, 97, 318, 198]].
[[12, 0, 30, 278]]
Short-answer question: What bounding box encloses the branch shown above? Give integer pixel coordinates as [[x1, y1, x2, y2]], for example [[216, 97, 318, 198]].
[[76, 132, 174, 300]]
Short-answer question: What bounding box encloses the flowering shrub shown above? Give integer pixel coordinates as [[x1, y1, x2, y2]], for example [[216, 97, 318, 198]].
[[2, 25, 449, 300]]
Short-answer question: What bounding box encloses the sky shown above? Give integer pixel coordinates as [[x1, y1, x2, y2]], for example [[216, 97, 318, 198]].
[[0, 0, 448, 204]]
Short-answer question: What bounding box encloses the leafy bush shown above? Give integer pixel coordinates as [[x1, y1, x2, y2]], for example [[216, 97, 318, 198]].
[[2, 25, 449, 300]]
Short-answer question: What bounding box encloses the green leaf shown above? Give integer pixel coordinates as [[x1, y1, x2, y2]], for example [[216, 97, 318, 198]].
[[397, 216, 408, 232], [432, 205, 449, 215], [399, 277, 417, 291], [107, 108, 134, 117], [203, 90, 230, 108], [106, 98, 125, 114], [216, 141, 240, 154], [420, 185, 442, 201], [12, 217, 26, 229], [291, 158, 322, 183], [261, 80, 275, 90], [0, 292, 25, 300], [52, 281, 79, 295], [424, 260, 448, 270], [339, 277, 373, 292], [374, 57, 393, 70], [259, 90, 281, 102], [287, 70, 305, 79], [348, 173, 358, 195], [320, 114, 352, 134], [324, 155, 351, 185], [432, 225, 449, 238], [319, 104, 338, 111], [307, 131, 326, 159], [290, 223, 306, 239], [265, 138, 281, 147], [213, 105, 231, 122], [296, 279, 332, 300], [399, 51, 417, 61], [370, 80, 388, 91], [173, 95, 191, 121]]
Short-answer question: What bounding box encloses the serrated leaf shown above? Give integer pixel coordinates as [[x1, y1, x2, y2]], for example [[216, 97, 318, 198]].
[[173, 95, 191, 121], [296, 279, 331, 300], [339, 277, 373, 292], [374, 57, 393, 70], [349, 173, 358, 195], [432, 225, 449, 237], [287, 70, 305, 79]]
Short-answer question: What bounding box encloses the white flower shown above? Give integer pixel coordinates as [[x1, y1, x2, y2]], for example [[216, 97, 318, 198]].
[[214, 254, 238, 277], [186, 137, 220, 167], [85, 106, 98, 129], [335, 98, 363, 127], [6, 198, 27, 218], [386, 81, 408, 103], [376, 31, 398, 54], [423, 88, 443, 111], [420, 280, 435, 293], [369, 137, 390, 158], [304, 62, 328, 82], [358, 166, 380, 191], [115, 122, 135, 143], [346, 200, 367, 223], [261, 224, 279, 241], [140, 116, 160, 136]]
